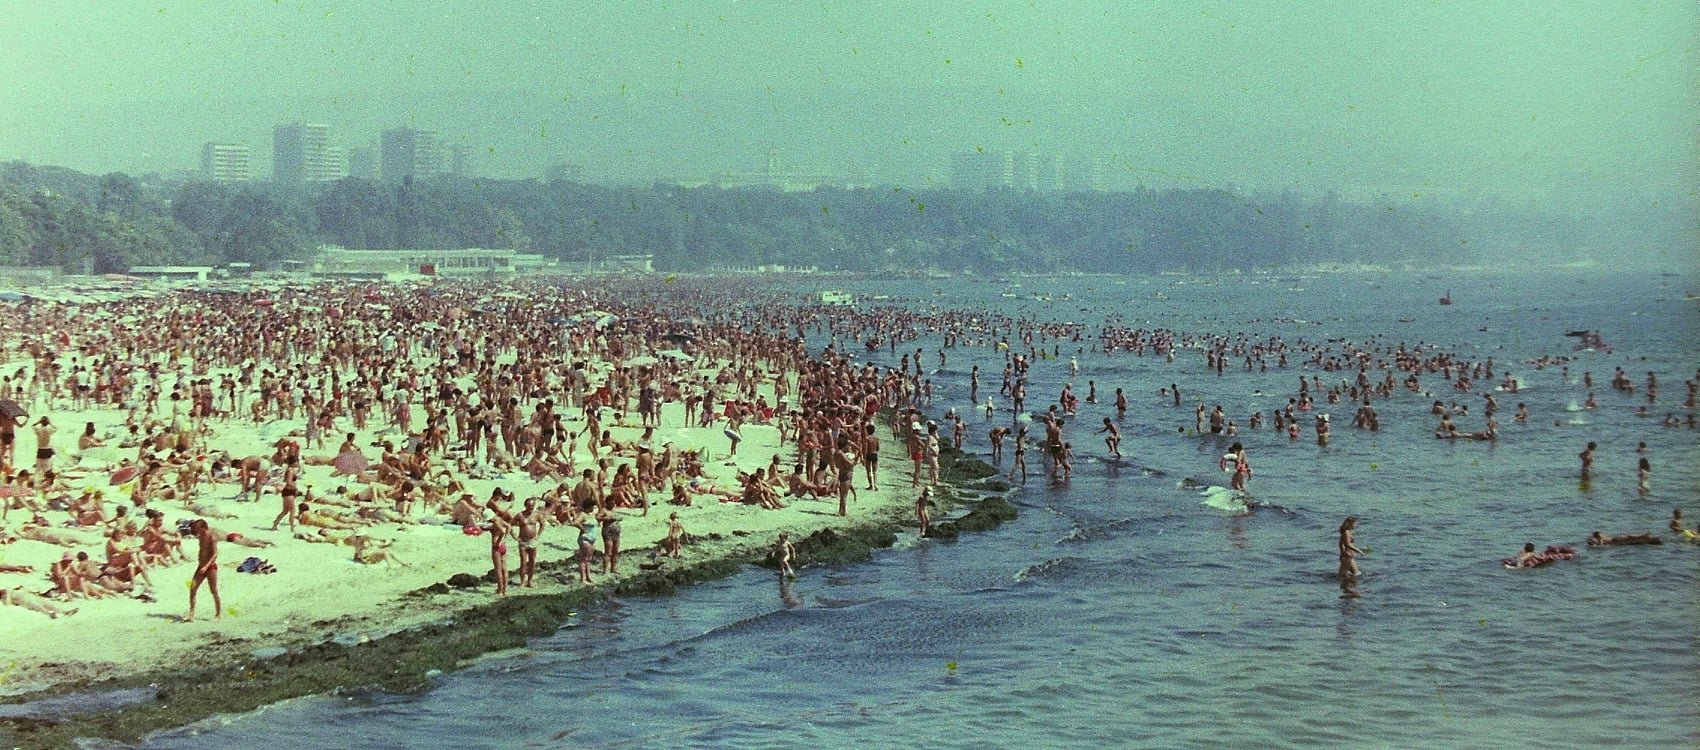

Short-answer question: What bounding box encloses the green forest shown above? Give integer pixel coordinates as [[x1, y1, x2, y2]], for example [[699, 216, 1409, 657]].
[[0, 159, 1673, 276]]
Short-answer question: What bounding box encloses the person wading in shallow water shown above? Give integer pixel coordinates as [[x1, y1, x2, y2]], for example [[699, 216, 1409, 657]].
[[1337, 516, 1362, 580]]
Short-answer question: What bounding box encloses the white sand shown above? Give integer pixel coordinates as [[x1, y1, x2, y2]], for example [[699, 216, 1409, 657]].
[[0, 366, 921, 696]]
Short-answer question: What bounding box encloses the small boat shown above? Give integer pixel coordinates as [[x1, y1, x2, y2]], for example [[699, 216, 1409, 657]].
[[1439, 290, 1452, 305]]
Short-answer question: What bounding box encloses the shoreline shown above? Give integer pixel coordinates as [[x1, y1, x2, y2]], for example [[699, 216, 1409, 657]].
[[0, 417, 1013, 750]]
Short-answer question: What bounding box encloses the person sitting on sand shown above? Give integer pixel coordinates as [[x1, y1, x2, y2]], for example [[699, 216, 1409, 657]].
[[51, 553, 111, 600], [784, 462, 830, 498], [74, 551, 137, 596], [668, 482, 692, 507], [140, 510, 188, 564], [739, 470, 785, 510], [69, 488, 109, 527], [349, 534, 408, 567], [77, 422, 106, 451], [106, 527, 157, 584], [450, 492, 484, 527]]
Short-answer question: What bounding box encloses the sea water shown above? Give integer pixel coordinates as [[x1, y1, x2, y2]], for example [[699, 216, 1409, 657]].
[[143, 270, 1700, 749]]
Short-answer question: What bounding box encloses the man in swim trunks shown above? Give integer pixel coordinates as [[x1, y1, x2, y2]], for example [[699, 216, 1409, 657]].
[[0, 411, 19, 472], [861, 423, 880, 490], [32, 417, 54, 478], [515, 496, 544, 588], [185, 519, 220, 622]]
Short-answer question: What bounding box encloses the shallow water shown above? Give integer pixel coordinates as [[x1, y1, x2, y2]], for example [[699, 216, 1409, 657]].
[[143, 270, 1699, 749]]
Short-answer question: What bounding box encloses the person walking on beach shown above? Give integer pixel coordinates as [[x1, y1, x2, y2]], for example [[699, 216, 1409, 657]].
[[185, 519, 221, 622], [861, 423, 881, 490], [1337, 516, 1362, 580], [270, 455, 299, 532]]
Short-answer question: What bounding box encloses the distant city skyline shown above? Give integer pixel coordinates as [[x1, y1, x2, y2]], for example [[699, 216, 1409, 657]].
[[2, 3, 1691, 204]]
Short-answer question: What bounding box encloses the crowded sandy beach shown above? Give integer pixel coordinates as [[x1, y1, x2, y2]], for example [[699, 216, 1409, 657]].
[[0, 278, 965, 695]]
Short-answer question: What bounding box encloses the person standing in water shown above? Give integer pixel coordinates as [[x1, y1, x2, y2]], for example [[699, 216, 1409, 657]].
[[1578, 441, 1596, 481], [1096, 418, 1122, 459], [773, 531, 797, 578], [1337, 516, 1362, 580]]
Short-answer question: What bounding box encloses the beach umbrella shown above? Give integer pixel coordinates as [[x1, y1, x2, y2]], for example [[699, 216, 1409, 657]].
[[625, 355, 659, 366], [658, 349, 692, 362], [0, 399, 25, 420], [0, 291, 26, 302]]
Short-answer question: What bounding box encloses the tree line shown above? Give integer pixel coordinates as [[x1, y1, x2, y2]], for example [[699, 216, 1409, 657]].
[[0, 158, 1614, 276]]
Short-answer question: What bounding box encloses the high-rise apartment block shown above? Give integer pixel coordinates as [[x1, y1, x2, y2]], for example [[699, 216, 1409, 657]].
[[200, 142, 252, 182], [950, 150, 1066, 192], [273, 122, 346, 182], [381, 127, 448, 181], [952, 149, 1108, 193], [347, 146, 380, 180]]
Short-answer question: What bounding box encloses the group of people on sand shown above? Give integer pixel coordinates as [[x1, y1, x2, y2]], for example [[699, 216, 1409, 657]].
[[0, 279, 999, 621], [2, 277, 1692, 622]]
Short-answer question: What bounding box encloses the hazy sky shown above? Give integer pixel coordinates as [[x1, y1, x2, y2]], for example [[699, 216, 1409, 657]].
[[2, 1, 1693, 197]]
